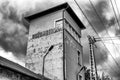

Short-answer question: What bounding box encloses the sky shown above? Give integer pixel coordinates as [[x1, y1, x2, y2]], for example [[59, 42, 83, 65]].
[[0, 0, 120, 80]]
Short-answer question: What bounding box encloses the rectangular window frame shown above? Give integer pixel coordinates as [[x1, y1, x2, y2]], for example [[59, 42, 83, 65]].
[[54, 18, 64, 28], [78, 51, 81, 66]]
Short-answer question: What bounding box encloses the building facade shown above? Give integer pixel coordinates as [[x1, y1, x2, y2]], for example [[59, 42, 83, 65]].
[[25, 3, 85, 80]]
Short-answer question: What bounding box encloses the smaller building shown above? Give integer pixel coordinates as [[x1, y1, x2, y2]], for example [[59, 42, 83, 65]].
[[0, 56, 50, 80]]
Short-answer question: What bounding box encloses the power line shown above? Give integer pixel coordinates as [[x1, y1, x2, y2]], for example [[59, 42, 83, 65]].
[[113, 0, 120, 25], [73, 0, 120, 71], [89, 0, 120, 68], [73, 0, 98, 35], [94, 38, 120, 72], [109, 0, 120, 29], [103, 42, 120, 45], [95, 46, 120, 74], [95, 36, 120, 41], [95, 38, 119, 41], [95, 36, 120, 39], [88, 0, 120, 57], [104, 61, 119, 74]]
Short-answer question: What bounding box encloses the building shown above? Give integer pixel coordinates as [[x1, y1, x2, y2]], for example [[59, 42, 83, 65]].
[[0, 56, 50, 80], [25, 3, 86, 80]]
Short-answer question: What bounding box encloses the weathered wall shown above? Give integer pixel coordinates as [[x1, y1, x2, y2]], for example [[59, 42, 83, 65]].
[[64, 10, 84, 80], [0, 66, 33, 80], [27, 10, 63, 40], [26, 8, 85, 80], [64, 11, 81, 36], [64, 30, 83, 80], [25, 10, 64, 80]]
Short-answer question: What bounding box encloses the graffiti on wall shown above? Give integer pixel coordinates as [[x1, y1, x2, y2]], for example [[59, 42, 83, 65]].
[[32, 27, 62, 39]]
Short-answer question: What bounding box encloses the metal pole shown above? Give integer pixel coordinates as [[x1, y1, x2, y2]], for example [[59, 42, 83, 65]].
[[42, 45, 54, 79], [93, 43, 98, 80], [89, 41, 94, 80], [88, 35, 98, 80]]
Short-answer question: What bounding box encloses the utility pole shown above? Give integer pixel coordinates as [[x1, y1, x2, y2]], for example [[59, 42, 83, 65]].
[[87, 35, 98, 80]]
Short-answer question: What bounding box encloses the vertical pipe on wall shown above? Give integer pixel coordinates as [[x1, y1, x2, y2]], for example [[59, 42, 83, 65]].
[[62, 4, 69, 80], [63, 8, 66, 80]]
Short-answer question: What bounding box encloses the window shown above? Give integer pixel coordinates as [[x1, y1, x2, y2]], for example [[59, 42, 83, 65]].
[[55, 19, 63, 28], [33, 49, 36, 53], [78, 51, 81, 66]]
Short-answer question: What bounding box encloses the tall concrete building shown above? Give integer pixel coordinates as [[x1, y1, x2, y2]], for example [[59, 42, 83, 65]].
[[25, 3, 86, 80]]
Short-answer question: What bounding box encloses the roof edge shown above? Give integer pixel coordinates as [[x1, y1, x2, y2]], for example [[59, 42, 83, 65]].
[[24, 2, 85, 29], [0, 56, 50, 80]]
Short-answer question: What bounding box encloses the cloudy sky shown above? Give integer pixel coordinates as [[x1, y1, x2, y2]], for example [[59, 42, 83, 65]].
[[0, 0, 120, 79]]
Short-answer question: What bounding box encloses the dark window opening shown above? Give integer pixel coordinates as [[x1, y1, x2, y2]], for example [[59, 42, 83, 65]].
[[78, 51, 81, 66], [33, 49, 36, 53]]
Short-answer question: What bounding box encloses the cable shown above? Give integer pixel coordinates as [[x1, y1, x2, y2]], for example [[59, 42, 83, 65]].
[[113, 0, 120, 25], [88, 0, 120, 64], [73, 0, 120, 71], [103, 42, 120, 45], [89, 0, 120, 68], [73, 0, 98, 35], [109, 0, 120, 29], [95, 36, 120, 39], [95, 38, 119, 41], [95, 46, 120, 74], [95, 36, 120, 42]]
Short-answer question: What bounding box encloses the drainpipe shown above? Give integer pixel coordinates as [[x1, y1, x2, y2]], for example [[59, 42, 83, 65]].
[[42, 45, 54, 79], [62, 4, 69, 80]]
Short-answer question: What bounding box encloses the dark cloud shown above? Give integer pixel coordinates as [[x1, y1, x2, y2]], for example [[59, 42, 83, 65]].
[[115, 26, 120, 36], [0, 1, 28, 57], [108, 57, 120, 79], [25, 1, 61, 17], [85, 0, 114, 32], [82, 39, 108, 65], [0, 2, 20, 23], [82, 0, 120, 79], [94, 43, 108, 65]]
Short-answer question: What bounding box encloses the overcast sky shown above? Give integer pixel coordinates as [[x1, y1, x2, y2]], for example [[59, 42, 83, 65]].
[[0, 0, 120, 80]]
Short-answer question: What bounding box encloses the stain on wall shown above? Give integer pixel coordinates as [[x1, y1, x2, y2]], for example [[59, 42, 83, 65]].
[[25, 10, 64, 80]]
